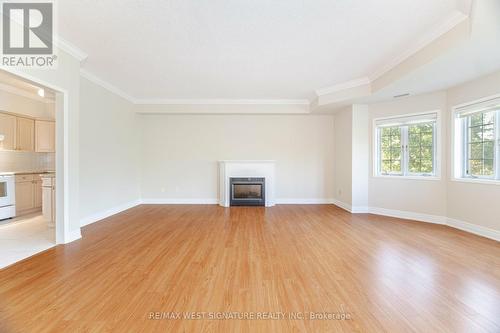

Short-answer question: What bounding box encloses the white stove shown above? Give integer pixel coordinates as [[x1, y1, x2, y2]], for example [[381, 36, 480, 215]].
[[0, 175, 15, 220]]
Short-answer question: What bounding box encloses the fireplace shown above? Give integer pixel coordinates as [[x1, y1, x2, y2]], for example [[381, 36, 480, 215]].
[[218, 161, 275, 207], [229, 177, 265, 206]]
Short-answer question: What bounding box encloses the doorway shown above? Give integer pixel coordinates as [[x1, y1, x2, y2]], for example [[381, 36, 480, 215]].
[[0, 70, 63, 268]]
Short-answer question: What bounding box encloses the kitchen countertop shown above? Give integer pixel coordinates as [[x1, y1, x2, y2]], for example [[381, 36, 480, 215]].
[[40, 173, 56, 178], [0, 171, 55, 176]]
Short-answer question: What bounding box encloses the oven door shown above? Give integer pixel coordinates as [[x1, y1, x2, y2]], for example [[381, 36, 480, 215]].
[[0, 176, 15, 207]]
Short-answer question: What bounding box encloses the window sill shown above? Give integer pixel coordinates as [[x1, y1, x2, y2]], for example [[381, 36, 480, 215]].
[[451, 178, 500, 186], [373, 175, 441, 181]]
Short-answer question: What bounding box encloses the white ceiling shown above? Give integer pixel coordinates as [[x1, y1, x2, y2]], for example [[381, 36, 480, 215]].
[[355, 0, 500, 105], [0, 71, 56, 103], [59, 0, 459, 101]]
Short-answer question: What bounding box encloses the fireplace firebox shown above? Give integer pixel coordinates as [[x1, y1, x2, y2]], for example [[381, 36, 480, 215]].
[[229, 177, 265, 206]]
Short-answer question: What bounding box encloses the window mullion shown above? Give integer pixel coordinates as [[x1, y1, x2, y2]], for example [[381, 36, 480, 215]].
[[496, 110, 500, 180], [463, 117, 469, 177], [377, 128, 380, 176], [402, 126, 408, 176], [432, 123, 436, 176]]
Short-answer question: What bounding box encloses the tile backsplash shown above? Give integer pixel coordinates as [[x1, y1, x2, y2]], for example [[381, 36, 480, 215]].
[[0, 151, 55, 173]]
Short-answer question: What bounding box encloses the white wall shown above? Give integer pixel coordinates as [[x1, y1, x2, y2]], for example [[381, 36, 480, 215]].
[[9, 43, 496, 242], [351, 105, 369, 209], [364, 70, 500, 237], [4, 51, 142, 240], [446, 70, 500, 232], [333, 107, 352, 206], [140, 114, 335, 202], [368, 91, 448, 217], [79, 77, 140, 223], [333, 105, 370, 210]]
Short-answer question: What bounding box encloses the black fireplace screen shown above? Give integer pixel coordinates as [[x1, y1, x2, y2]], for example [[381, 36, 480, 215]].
[[230, 177, 265, 206]]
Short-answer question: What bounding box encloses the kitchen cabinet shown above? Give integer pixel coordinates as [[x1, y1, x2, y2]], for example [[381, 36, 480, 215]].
[[16, 117, 35, 151], [0, 112, 54, 152], [35, 120, 55, 152], [0, 113, 16, 150], [15, 179, 34, 213], [42, 176, 55, 227], [15, 174, 43, 216], [34, 178, 43, 208]]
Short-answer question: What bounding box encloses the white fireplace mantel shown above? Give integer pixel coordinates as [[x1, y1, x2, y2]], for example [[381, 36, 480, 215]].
[[218, 160, 275, 207]]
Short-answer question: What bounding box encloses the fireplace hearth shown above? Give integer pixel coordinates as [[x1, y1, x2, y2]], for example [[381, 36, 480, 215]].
[[229, 177, 265, 206]]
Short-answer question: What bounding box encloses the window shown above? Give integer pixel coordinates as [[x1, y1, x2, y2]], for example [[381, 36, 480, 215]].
[[454, 97, 500, 181], [375, 112, 438, 177], [380, 126, 402, 174], [408, 123, 434, 174]]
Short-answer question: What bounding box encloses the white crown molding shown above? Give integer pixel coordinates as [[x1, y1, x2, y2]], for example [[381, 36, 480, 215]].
[[53, 37, 88, 62], [77, 6, 469, 112], [368, 10, 469, 82], [133, 98, 310, 106], [80, 69, 136, 103], [311, 9, 470, 109], [315, 78, 371, 97], [4, 11, 88, 62], [79, 69, 311, 110], [0, 82, 54, 104]]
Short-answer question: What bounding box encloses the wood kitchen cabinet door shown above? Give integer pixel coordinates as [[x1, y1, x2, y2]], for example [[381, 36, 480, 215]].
[[35, 120, 55, 152], [0, 113, 16, 150], [16, 117, 35, 151], [34, 179, 43, 208], [16, 181, 35, 213]]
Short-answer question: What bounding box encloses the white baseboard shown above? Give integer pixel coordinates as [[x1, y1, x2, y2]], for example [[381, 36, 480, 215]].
[[331, 199, 352, 212], [141, 198, 219, 205], [64, 228, 82, 244], [275, 198, 335, 204], [142, 198, 335, 205], [447, 218, 500, 242], [80, 199, 142, 227], [332, 203, 498, 242], [77, 198, 500, 243], [79, 197, 335, 230], [331, 199, 369, 213], [368, 207, 447, 225], [351, 206, 369, 213]]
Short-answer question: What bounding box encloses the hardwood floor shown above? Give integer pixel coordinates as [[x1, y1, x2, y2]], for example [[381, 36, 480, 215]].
[[0, 205, 499, 332]]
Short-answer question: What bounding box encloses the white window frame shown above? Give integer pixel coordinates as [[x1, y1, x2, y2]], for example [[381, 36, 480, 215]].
[[452, 94, 500, 185], [373, 111, 441, 180]]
